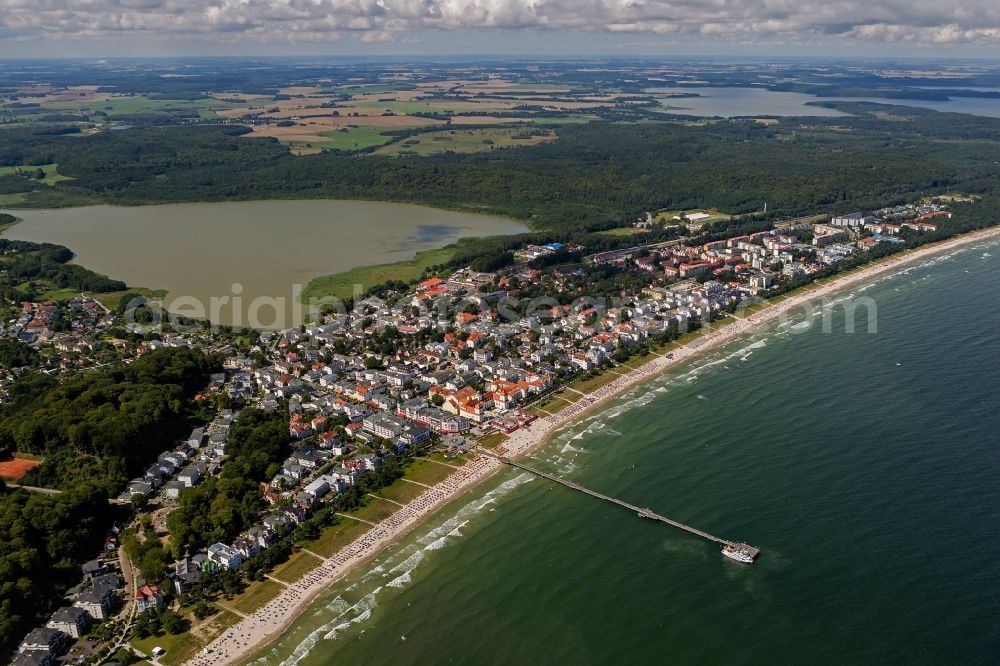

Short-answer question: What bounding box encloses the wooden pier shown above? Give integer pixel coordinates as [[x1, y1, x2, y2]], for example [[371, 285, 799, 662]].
[[483, 450, 759, 561]]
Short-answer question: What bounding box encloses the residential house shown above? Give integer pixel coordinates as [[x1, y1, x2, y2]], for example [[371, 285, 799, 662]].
[[81, 559, 106, 578], [207, 543, 243, 571], [172, 558, 201, 595], [135, 585, 163, 614], [46, 607, 90, 639], [163, 481, 185, 499], [13, 651, 54, 666], [247, 526, 274, 550], [74, 586, 113, 620], [18, 628, 66, 657], [304, 477, 331, 499], [178, 462, 206, 487], [233, 535, 261, 561]]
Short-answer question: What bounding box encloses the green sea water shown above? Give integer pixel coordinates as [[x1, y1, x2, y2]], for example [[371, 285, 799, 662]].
[[252, 239, 1000, 665]]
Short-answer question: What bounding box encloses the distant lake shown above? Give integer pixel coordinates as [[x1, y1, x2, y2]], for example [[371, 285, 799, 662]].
[[647, 86, 1000, 118], [815, 94, 1000, 118], [3, 201, 528, 328], [646, 87, 846, 117]]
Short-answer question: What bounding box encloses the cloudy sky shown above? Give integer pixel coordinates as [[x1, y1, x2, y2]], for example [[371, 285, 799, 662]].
[[1, 1, 999, 57]]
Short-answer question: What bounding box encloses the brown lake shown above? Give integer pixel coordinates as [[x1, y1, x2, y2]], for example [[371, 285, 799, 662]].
[[3, 200, 528, 327]]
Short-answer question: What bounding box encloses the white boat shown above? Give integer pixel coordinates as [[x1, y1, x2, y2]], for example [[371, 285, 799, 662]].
[[722, 543, 756, 563]]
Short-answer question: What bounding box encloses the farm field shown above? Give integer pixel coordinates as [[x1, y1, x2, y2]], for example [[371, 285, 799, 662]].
[[202, 79, 619, 152], [375, 127, 555, 156], [287, 126, 396, 153]]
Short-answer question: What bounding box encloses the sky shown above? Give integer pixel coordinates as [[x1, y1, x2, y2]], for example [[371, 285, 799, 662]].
[[1, 1, 999, 58]]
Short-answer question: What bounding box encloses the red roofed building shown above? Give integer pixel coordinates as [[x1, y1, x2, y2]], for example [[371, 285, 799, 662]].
[[135, 585, 162, 614], [418, 277, 444, 290]]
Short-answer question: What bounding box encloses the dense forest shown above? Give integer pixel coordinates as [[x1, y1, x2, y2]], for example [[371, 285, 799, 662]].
[[0, 239, 127, 299], [0, 338, 40, 368], [0, 482, 114, 659], [0, 347, 221, 493], [2, 103, 998, 234]]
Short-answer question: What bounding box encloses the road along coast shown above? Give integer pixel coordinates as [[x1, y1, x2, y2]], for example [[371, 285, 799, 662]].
[[186, 224, 1000, 666]]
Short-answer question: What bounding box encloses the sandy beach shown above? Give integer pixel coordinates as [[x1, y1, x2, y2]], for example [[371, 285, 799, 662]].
[[186, 225, 1000, 666]]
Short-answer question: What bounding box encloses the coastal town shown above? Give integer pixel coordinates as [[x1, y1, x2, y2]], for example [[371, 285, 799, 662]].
[[0, 196, 986, 666]]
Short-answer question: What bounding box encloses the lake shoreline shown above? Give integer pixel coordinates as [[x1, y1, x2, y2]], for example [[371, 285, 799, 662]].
[[185, 224, 1000, 666], [2, 200, 528, 328]]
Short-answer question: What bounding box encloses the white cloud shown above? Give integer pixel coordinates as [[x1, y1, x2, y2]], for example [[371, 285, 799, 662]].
[[1, 1, 999, 47]]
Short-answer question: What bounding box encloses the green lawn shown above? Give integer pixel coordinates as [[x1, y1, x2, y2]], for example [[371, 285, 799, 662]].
[[305, 518, 373, 559], [90, 288, 168, 310], [229, 579, 283, 614], [301, 246, 455, 302], [596, 227, 645, 237], [375, 128, 554, 157], [0, 193, 28, 206], [402, 458, 459, 486], [374, 477, 429, 505], [270, 550, 322, 584], [530, 394, 574, 412], [424, 450, 469, 466], [653, 208, 733, 226], [0, 163, 73, 186], [476, 432, 509, 450], [354, 497, 400, 523], [290, 126, 396, 152], [130, 608, 240, 666], [569, 371, 622, 395], [40, 287, 80, 302], [132, 632, 195, 664]]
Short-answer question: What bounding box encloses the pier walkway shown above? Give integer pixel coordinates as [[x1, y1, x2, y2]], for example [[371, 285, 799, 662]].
[[479, 448, 758, 559]]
